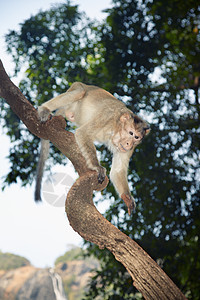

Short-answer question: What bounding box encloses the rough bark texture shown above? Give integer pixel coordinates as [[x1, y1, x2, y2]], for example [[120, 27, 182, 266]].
[[0, 60, 187, 299]]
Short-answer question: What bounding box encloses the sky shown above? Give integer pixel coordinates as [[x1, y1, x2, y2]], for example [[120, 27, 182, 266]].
[[0, 0, 111, 268]]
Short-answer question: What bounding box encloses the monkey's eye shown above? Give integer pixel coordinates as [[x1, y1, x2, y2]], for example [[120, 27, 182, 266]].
[[129, 131, 133, 136], [135, 136, 139, 139]]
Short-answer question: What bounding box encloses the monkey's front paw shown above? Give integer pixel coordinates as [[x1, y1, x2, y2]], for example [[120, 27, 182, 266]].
[[97, 166, 106, 184], [38, 106, 51, 122], [121, 193, 136, 215]]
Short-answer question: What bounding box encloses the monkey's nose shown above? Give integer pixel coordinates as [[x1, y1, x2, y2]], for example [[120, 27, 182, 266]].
[[125, 141, 132, 150]]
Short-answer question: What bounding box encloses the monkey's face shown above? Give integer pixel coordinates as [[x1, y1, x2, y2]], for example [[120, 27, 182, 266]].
[[112, 113, 150, 153], [112, 126, 142, 152]]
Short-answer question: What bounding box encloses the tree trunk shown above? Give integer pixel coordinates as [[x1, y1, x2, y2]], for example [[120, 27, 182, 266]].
[[0, 60, 187, 299]]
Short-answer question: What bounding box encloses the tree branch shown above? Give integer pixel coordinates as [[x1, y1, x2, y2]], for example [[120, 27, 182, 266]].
[[0, 60, 91, 177], [0, 60, 187, 300]]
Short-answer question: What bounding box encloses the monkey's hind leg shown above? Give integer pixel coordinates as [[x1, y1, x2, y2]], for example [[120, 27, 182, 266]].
[[38, 84, 86, 117]]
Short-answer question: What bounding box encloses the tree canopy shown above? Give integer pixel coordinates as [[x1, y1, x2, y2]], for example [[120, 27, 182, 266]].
[[1, 0, 199, 298]]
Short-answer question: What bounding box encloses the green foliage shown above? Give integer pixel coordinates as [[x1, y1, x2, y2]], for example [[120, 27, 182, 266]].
[[147, 0, 200, 90], [55, 247, 83, 265], [0, 250, 30, 270]]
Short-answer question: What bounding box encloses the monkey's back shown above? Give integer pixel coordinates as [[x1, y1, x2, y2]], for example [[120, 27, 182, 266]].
[[72, 86, 127, 127]]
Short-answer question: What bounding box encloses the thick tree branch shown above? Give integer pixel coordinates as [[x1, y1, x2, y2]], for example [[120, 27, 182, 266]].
[[0, 60, 187, 299], [66, 173, 187, 300]]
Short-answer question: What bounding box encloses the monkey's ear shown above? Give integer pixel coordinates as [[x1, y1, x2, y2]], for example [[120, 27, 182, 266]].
[[133, 115, 143, 124], [144, 126, 151, 135], [120, 113, 131, 122]]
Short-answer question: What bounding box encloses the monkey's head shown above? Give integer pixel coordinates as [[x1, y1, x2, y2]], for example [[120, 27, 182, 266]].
[[112, 112, 150, 153]]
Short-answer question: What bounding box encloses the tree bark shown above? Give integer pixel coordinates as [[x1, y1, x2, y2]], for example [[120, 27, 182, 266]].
[[0, 60, 187, 299]]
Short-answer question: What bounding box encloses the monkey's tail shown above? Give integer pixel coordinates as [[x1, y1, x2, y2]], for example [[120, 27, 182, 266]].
[[34, 139, 50, 201]]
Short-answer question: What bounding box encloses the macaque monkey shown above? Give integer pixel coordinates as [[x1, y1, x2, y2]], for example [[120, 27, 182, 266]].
[[35, 82, 150, 214]]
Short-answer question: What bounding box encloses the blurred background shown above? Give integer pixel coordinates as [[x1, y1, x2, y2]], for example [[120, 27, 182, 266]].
[[0, 0, 199, 299]]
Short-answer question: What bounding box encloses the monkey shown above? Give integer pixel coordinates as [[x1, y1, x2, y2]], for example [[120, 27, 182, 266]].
[[35, 82, 150, 214]]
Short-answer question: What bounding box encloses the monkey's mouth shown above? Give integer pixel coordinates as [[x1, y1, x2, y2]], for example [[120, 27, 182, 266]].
[[119, 143, 128, 152]]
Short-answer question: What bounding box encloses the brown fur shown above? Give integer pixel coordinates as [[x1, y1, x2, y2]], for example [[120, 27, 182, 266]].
[[36, 82, 150, 213]]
